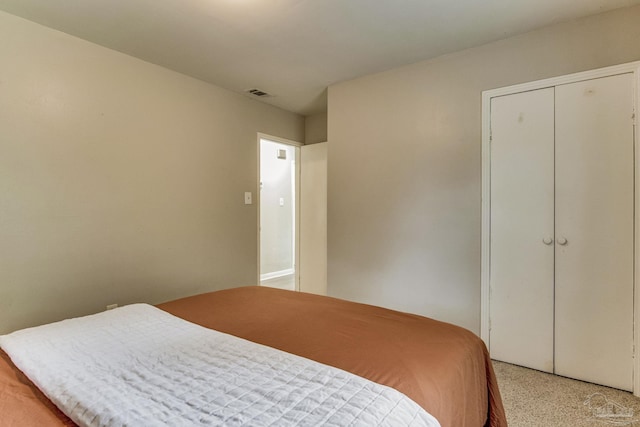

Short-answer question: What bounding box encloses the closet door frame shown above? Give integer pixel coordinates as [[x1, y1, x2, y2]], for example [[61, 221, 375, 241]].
[[480, 61, 640, 395]]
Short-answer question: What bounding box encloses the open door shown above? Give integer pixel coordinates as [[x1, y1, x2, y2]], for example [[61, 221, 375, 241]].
[[299, 142, 327, 295]]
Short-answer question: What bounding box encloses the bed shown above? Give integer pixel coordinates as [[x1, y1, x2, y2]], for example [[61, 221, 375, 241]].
[[0, 286, 506, 426]]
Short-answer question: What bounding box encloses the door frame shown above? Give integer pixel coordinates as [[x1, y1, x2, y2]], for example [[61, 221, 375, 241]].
[[480, 61, 640, 394], [257, 133, 302, 291]]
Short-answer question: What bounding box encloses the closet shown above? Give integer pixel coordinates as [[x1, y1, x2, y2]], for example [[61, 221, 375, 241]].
[[483, 68, 637, 391]]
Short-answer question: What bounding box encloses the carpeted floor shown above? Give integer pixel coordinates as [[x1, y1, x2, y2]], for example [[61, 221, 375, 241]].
[[493, 360, 640, 426]]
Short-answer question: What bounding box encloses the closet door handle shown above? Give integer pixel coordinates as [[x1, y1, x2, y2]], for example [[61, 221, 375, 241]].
[[557, 237, 568, 246], [542, 237, 553, 245]]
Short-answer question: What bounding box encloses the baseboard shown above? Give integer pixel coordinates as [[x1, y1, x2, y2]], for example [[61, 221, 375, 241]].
[[260, 268, 294, 282]]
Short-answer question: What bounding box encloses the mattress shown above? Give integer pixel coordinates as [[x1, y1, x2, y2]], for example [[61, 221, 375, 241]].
[[0, 286, 507, 426]]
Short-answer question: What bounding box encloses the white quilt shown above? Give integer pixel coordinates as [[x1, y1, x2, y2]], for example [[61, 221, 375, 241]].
[[0, 304, 440, 427]]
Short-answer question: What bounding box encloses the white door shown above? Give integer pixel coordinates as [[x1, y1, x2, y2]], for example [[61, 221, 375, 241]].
[[554, 74, 635, 391], [299, 142, 327, 295], [489, 88, 555, 372]]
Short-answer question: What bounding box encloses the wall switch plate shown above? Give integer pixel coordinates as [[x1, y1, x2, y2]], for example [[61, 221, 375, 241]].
[[244, 192, 252, 205]]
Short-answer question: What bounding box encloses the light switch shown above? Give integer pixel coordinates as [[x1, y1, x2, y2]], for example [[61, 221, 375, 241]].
[[279, 197, 285, 206], [244, 192, 252, 205]]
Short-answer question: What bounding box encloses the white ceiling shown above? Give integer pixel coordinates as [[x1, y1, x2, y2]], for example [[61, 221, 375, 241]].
[[1, 0, 638, 116]]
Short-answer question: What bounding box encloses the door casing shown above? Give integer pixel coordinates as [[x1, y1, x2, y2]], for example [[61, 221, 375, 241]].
[[257, 133, 302, 291]]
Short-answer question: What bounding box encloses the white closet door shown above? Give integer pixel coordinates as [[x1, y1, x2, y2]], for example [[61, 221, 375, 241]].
[[554, 73, 634, 391], [489, 88, 555, 372]]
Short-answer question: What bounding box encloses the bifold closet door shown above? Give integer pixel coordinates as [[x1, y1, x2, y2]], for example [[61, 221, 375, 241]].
[[554, 74, 634, 391], [489, 87, 555, 372]]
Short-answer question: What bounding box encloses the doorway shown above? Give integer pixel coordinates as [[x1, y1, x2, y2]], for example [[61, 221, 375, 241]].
[[258, 135, 301, 291]]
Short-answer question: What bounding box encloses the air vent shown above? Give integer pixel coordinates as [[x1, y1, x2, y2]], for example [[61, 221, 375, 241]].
[[246, 88, 272, 97]]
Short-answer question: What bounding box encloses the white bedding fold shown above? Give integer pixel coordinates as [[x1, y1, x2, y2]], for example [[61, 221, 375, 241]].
[[0, 304, 440, 427]]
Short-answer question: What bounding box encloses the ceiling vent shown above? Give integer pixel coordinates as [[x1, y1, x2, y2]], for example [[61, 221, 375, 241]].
[[246, 88, 272, 97]]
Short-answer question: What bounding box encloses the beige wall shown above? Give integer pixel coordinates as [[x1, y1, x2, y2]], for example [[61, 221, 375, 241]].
[[327, 5, 640, 333], [304, 113, 328, 145], [0, 11, 304, 334]]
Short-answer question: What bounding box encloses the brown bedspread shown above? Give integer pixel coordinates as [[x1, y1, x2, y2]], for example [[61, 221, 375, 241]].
[[0, 286, 506, 426]]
